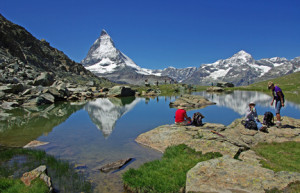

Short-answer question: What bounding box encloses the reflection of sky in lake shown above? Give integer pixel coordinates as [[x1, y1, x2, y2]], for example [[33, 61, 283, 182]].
[[35, 91, 300, 192]]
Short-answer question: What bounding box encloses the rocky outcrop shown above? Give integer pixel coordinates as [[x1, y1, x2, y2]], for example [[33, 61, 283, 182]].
[[0, 14, 113, 109], [186, 155, 300, 193], [222, 116, 300, 147], [108, 86, 135, 97], [135, 117, 300, 193], [169, 94, 216, 110], [136, 116, 300, 156], [21, 165, 52, 192]]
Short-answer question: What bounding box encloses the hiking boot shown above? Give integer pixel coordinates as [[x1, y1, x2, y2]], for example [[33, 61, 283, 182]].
[[276, 121, 282, 128], [259, 126, 268, 133]]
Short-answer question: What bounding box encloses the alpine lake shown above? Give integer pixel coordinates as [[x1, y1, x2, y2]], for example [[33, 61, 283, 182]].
[[1, 90, 300, 193]]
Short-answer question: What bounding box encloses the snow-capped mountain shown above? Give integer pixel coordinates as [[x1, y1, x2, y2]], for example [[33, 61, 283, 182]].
[[81, 30, 299, 86], [81, 30, 171, 85], [183, 50, 300, 86]]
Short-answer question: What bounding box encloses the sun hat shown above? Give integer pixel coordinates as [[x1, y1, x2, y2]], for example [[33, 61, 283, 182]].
[[249, 102, 255, 106], [268, 81, 274, 89]]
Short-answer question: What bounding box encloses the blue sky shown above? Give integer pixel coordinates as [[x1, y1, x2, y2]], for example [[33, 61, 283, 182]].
[[1, 0, 300, 69]]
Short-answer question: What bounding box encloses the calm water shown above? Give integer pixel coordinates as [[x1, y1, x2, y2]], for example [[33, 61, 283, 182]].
[[1, 91, 300, 192]]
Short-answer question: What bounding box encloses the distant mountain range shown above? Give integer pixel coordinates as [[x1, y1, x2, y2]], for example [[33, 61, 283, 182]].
[[82, 30, 300, 86]]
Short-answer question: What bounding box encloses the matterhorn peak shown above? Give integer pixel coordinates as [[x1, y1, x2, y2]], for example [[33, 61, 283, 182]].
[[101, 29, 108, 36], [81, 29, 118, 67]]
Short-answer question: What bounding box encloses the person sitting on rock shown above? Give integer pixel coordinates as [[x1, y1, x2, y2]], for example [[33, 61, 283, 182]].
[[244, 102, 267, 132], [175, 106, 192, 126]]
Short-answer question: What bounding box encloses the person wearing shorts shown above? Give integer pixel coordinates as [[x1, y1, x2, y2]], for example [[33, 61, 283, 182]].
[[268, 81, 285, 127]]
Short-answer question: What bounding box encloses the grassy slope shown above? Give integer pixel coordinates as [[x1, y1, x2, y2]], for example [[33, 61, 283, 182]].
[[233, 71, 300, 104], [236, 71, 300, 92]]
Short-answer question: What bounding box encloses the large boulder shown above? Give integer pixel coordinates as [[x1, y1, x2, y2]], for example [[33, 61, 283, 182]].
[[33, 72, 55, 86], [186, 155, 300, 193], [23, 93, 55, 106], [108, 86, 135, 97]]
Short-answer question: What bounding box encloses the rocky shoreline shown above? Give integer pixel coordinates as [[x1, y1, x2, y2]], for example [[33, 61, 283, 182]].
[[0, 72, 136, 110], [135, 116, 300, 192]]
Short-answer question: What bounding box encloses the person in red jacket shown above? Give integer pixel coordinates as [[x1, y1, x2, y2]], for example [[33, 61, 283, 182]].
[[175, 107, 192, 125]]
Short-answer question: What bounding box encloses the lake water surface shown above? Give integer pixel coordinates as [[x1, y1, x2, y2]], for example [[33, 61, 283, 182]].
[[1, 91, 300, 192]]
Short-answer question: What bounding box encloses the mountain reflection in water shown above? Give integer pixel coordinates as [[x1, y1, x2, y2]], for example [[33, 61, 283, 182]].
[[84, 97, 140, 138], [194, 90, 300, 115]]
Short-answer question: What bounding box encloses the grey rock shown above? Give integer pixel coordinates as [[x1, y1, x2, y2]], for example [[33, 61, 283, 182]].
[[46, 87, 62, 99], [0, 91, 5, 99], [0, 84, 24, 94], [0, 85, 13, 93], [40, 93, 55, 104], [186, 155, 300, 193], [33, 72, 55, 86], [1, 101, 19, 109], [99, 158, 133, 173], [108, 86, 135, 97]]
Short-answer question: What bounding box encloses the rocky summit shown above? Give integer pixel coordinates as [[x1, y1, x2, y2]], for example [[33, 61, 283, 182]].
[[81, 30, 172, 85], [0, 14, 113, 108], [135, 116, 300, 193]]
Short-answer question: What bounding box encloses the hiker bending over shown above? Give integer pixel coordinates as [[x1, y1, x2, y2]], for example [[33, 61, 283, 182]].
[[244, 102, 267, 131], [268, 81, 284, 127], [175, 107, 191, 126]]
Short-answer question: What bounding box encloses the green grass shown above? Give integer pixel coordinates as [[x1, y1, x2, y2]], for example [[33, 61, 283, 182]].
[[0, 147, 92, 193], [253, 142, 300, 172], [122, 144, 222, 193], [0, 178, 49, 193], [235, 71, 300, 92], [253, 142, 300, 193]]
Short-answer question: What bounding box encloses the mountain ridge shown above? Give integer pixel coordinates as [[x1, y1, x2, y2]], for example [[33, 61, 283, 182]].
[[81, 30, 299, 86]]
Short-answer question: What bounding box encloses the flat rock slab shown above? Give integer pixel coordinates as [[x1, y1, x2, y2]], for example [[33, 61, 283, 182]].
[[169, 94, 215, 110], [23, 140, 49, 148], [186, 155, 300, 193], [136, 125, 194, 153], [99, 158, 133, 173], [135, 124, 241, 157], [223, 116, 300, 147]]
